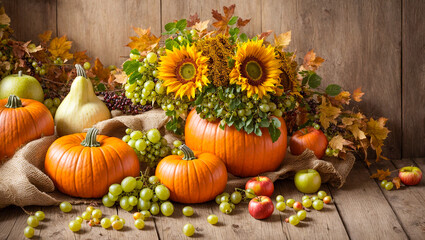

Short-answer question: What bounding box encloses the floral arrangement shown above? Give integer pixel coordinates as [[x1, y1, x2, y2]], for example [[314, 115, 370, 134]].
[[120, 5, 389, 166]]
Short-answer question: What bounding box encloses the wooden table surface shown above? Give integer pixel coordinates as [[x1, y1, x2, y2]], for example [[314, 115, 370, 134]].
[[1, 158, 424, 240]]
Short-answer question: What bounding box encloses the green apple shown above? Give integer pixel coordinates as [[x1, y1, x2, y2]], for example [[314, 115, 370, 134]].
[[294, 169, 321, 193], [0, 71, 44, 102]]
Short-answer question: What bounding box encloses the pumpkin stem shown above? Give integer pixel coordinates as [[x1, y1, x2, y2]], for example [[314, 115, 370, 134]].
[[178, 144, 196, 160], [81, 127, 101, 147], [75, 64, 87, 78], [18, 70, 22, 77], [5, 95, 22, 108]]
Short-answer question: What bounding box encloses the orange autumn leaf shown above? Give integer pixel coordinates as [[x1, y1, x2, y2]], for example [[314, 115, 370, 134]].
[[211, 4, 235, 34], [329, 135, 353, 153], [273, 31, 291, 49], [91, 58, 110, 82], [257, 30, 273, 40], [370, 169, 391, 181], [334, 91, 351, 105], [237, 17, 250, 27], [73, 50, 91, 64], [39, 30, 52, 43], [303, 50, 325, 71], [348, 124, 367, 140], [48, 35, 73, 60], [127, 27, 160, 54], [352, 87, 364, 102], [319, 96, 341, 129], [187, 13, 200, 27], [366, 117, 390, 161], [392, 177, 401, 189]]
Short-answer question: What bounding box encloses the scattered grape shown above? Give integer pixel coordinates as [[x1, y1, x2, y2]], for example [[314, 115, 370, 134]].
[[101, 218, 112, 229], [286, 199, 295, 208], [27, 216, 39, 228], [276, 195, 285, 202], [183, 206, 194, 217], [82, 211, 91, 220], [317, 191, 327, 199], [302, 199, 312, 208], [297, 210, 307, 221], [182, 223, 195, 237], [112, 220, 124, 230], [92, 209, 102, 219], [312, 200, 324, 210], [59, 202, 72, 213], [161, 201, 174, 216], [135, 219, 145, 230], [207, 214, 218, 225], [230, 191, 242, 204], [24, 226, 34, 238], [276, 201, 286, 212], [323, 196, 332, 204], [68, 220, 81, 232], [288, 215, 300, 226], [385, 182, 394, 191], [380, 180, 388, 188], [34, 211, 45, 221]]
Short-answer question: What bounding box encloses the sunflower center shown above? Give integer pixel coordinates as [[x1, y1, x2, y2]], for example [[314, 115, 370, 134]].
[[175, 58, 197, 83], [241, 56, 267, 86]]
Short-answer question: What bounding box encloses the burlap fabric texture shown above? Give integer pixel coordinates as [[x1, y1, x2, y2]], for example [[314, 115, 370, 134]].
[[0, 109, 355, 208]]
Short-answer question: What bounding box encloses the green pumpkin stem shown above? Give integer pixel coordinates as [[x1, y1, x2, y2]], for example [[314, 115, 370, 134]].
[[179, 144, 196, 160], [5, 95, 22, 108], [75, 64, 87, 78], [18, 70, 22, 77], [81, 127, 101, 147]]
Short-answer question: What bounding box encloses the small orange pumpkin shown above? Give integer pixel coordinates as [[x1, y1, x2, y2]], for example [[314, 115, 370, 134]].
[[0, 95, 54, 162], [44, 127, 140, 198], [155, 144, 228, 204]]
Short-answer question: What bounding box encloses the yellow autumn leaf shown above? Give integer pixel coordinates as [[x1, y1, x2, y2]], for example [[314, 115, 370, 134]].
[[273, 31, 291, 49], [329, 135, 353, 152], [319, 96, 341, 129], [352, 87, 364, 102], [342, 117, 355, 126], [192, 20, 209, 32], [348, 124, 367, 140], [303, 50, 325, 71], [0, 10, 11, 26], [370, 169, 391, 181], [127, 27, 160, 53], [334, 91, 351, 105], [91, 58, 110, 82], [39, 30, 52, 43], [113, 70, 127, 84], [366, 117, 390, 161], [48, 35, 73, 60]]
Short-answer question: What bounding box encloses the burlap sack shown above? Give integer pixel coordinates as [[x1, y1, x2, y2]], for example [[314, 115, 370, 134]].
[[0, 109, 354, 208]]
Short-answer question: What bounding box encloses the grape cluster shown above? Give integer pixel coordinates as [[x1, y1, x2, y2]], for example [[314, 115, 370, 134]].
[[101, 91, 151, 115], [380, 180, 394, 191], [23, 210, 45, 238], [43, 97, 61, 116], [122, 128, 171, 167], [214, 190, 245, 215], [102, 175, 175, 218]]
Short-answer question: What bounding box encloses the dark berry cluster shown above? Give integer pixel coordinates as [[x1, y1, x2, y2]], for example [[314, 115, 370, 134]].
[[101, 91, 152, 115]]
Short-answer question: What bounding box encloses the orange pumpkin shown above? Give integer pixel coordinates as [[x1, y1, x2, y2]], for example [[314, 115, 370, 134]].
[[155, 144, 227, 204], [44, 127, 140, 198], [185, 109, 287, 177], [0, 95, 54, 162]]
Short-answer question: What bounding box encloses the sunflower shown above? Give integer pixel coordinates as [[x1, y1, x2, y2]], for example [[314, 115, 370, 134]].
[[157, 45, 209, 100], [229, 40, 282, 99], [276, 50, 299, 95]]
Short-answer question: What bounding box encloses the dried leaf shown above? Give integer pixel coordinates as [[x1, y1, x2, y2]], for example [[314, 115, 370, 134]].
[[212, 4, 236, 34], [48, 35, 73, 60], [334, 91, 351, 105], [352, 87, 364, 102], [113, 69, 127, 84], [273, 31, 291, 49], [370, 169, 391, 181], [38, 30, 52, 43], [329, 135, 353, 152], [193, 20, 209, 32], [303, 50, 325, 71], [366, 117, 390, 161], [28, 44, 43, 53], [348, 124, 367, 140], [0, 9, 11, 26], [127, 27, 160, 54], [319, 96, 341, 129], [392, 177, 401, 189], [257, 30, 273, 40], [74, 50, 91, 64], [187, 13, 200, 27], [237, 17, 250, 27], [91, 58, 110, 82]]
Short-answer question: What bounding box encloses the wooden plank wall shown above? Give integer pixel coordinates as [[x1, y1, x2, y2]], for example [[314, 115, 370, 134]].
[[2, 0, 424, 158]]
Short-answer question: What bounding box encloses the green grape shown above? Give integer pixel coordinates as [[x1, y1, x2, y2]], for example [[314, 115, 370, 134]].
[[317, 191, 327, 199], [83, 62, 91, 70], [146, 52, 158, 63], [124, 205, 134, 212], [101, 218, 111, 229], [155, 185, 170, 200], [136, 180, 143, 189], [121, 176, 137, 192], [182, 223, 195, 237], [276, 195, 285, 202], [108, 192, 119, 201], [276, 201, 286, 212], [68, 220, 81, 232], [144, 80, 155, 91], [150, 202, 160, 215], [135, 139, 147, 151], [385, 182, 394, 191], [120, 196, 130, 209], [24, 226, 35, 238], [325, 148, 333, 156], [103, 195, 115, 207], [135, 219, 145, 230], [112, 220, 124, 230], [140, 188, 154, 201], [160, 201, 174, 216], [207, 214, 218, 225], [380, 180, 388, 188], [110, 215, 120, 222], [230, 191, 242, 204], [138, 199, 151, 211], [91, 209, 102, 219], [75, 216, 83, 224], [286, 199, 295, 208], [245, 189, 256, 199], [302, 199, 312, 208], [312, 200, 324, 210], [301, 195, 310, 201], [313, 123, 321, 130], [311, 196, 319, 202], [130, 131, 143, 140], [122, 135, 131, 143], [182, 206, 194, 217], [141, 210, 151, 218], [128, 139, 136, 148], [289, 215, 300, 226], [215, 195, 222, 205], [173, 140, 182, 148], [34, 211, 45, 221], [130, 53, 140, 60], [60, 201, 72, 212], [219, 202, 232, 214], [221, 195, 229, 203], [273, 109, 283, 117], [82, 211, 91, 220], [129, 196, 138, 206], [147, 129, 161, 143], [259, 104, 270, 112], [32, 62, 38, 68], [53, 98, 61, 107], [110, 183, 123, 196], [149, 176, 160, 184], [44, 99, 53, 108], [27, 216, 39, 228], [297, 210, 307, 221]]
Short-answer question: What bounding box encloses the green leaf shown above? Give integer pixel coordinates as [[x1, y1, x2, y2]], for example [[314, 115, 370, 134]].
[[228, 16, 238, 25], [164, 22, 176, 31], [229, 27, 240, 36], [130, 49, 140, 55], [230, 98, 241, 110], [176, 19, 187, 31], [252, 36, 258, 41], [227, 58, 235, 68], [235, 120, 244, 131], [268, 124, 281, 143], [239, 33, 248, 42], [244, 119, 254, 134], [128, 72, 142, 84], [254, 125, 262, 136], [271, 117, 281, 128], [216, 108, 224, 117], [307, 73, 322, 89], [97, 83, 106, 91], [258, 110, 267, 118], [165, 110, 176, 117], [325, 84, 342, 96], [259, 119, 270, 128], [194, 93, 204, 105]]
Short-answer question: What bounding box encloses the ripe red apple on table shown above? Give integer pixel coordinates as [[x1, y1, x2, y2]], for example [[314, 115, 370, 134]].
[[399, 166, 422, 185], [248, 196, 274, 219], [289, 126, 328, 159], [245, 176, 274, 197], [294, 169, 322, 194]]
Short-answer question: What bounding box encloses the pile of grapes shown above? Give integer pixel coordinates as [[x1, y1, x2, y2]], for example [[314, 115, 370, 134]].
[[43, 97, 61, 116], [23, 210, 46, 238], [100, 91, 152, 115], [214, 189, 247, 214]]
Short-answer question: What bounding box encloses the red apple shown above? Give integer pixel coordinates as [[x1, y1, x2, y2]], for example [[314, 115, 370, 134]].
[[245, 176, 274, 197], [293, 201, 303, 211], [248, 196, 274, 219], [290, 127, 328, 159], [399, 166, 422, 185]]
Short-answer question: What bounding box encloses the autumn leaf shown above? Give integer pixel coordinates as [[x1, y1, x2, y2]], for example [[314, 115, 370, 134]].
[[48, 35, 73, 60], [329, 135, 353, 153], [348, 124, 367, 140], [319, 96, 341, 129], [74, 50, 91, 64], [273, 31, 291, 49], [0, 7, 11, 26], [187, 13, 200, 27], [38, 30, 52, 43], [366, 117, 390, 161], [370, 169, 391, 181], [257, 30, 273, 40], [334, 91, 351, 105], [127, 27, 160, 54], [212, 4, 235, 34], [352, 87, 364, 102], [303, 50, 325, 71], [392, 177, 401, 189], [113, 69, 127, 84], [91, 58, 110, 82], [192, 20, 209, 32], [237, 17, 250, 27]]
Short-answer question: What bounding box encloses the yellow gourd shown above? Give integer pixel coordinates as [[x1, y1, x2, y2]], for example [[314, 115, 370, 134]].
[[55, 64, 111, 136]]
